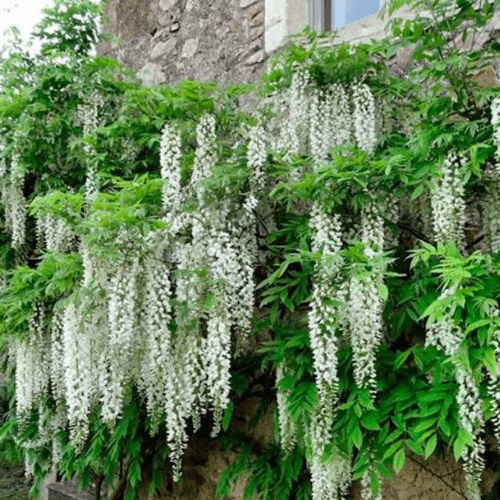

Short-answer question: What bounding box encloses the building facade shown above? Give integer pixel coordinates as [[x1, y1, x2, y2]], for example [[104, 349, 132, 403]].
[[98, 0, 411, 87]]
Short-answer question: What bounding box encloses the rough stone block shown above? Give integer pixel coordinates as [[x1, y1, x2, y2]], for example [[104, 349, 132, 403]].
[[245, 49, 265, 65], [181, 38, 199, 58], [159, 0, 177, 10], [229, 18, 242, 32], [250, 12, 264, 27], [246, 3, 262, 20], [139, 62, 167, 86], [250, 25, 264, 40], [240, 0, 258, 8], [150, 38, 177, 59]]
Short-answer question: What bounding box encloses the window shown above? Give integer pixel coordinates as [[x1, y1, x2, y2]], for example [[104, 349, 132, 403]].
[[264, 0, 383, 54], [309, 0, 381, 32]]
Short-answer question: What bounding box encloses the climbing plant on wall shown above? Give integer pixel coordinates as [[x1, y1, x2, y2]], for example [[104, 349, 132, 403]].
[[2, 0, 500, 499]]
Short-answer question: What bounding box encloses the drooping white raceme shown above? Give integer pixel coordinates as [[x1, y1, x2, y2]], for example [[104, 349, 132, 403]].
[[78, 93, 100, 202], [348, 276, 383, 397], [204, 297, 231, 438], [49, 407, 66, 475], [16, 304, 51, 420], [488, 319, 500, 452], [204, 227, 238, 432], [276, 362, 298, 455], [309, 88, 325, 164], [361, 466, 383, 500], [425, 287, 485, 497], [482, 183, 500, 253], [247, 124, 267, 193], [103, 258, 139, 423], [361, 201, 385, 259], [140, 253, 173, 432], [309, 206, 343, 437], [163, 345, 188, 482], [457, 367, 485, 500], [50, 309, 66, 407], [38, 213, 74, 252], [160, 123, 182, 224], [307, 410, 352, 500], [288, 65, 311, 156], [425, 296, 465, 357], [191, 114, 217, 206], [347, 202, 385, 398], [62, 303, 92, 449], [8, 153, 26, 249], [352, 83, 377, 155], [15, 339, 34, 418], [164, 330, 206, 482], [384, 195, 400, 249], [491, 98, 500, 167], [431, 153, 466, 250], [329, 83, 353, 147], [0, 143, 6, 177]]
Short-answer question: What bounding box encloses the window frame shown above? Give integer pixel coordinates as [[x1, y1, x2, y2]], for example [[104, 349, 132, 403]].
[[309, 0, 383, 32]]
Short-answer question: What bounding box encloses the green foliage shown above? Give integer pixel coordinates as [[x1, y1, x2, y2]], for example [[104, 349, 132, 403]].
[[2, 0, 500, 499]]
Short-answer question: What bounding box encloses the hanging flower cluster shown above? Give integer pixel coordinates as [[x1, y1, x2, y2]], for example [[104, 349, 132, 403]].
[[10, 111, 258, 479], [160, 122, 182, 225], [15, 304, 49, 419], [488, 321, 500, 453], [352, 82, 377, 156], [431, 152, 467, 250], [484, 100, 500, 251], [425, 287, 485, 498], [308, 207, 342, 438], [77, 92, 102, 202], [307, 411, 352, 500], [4, 153, 26, 250], [36, 212, 75, 253], [276, 362, 298, 455], [288, 65, 311, 156]]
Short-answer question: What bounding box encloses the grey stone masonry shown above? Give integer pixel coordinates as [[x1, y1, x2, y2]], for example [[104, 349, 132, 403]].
[[99, 0, 267, 87]]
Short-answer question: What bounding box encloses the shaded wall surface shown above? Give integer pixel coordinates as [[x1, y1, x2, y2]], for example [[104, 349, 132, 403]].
[[99, 0, 267, 87]]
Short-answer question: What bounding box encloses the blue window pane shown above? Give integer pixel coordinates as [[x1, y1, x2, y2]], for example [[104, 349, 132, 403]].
[[333, 0, 380, 29]]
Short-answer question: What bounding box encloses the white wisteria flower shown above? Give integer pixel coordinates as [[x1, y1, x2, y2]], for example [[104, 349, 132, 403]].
[[352, 82, 377, 155], [431, 152, 466, 250], [160, 122, 182, 225], [276, 362, 298, 455], [307, 410, 352, 500], [288, 65, 311, 156]]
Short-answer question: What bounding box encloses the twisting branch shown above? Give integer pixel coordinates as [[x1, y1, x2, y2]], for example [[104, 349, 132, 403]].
[[407, 453, 466, 499]]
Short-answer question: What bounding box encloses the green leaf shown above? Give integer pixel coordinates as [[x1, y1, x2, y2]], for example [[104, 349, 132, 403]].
[[393, 448, 406, 474], [458, 428, 473, 446], [352, 425, 363, 450], [483, 347, 497, 376], [439, 418, 451, 437], [383, 441, 401, 461], [361, 411, 380, 431], [411, 417, 436, 433], [370, 470, 380, 495], [377, 283, 389, 302], [424, 434, 437, 459], [385, 429, 404, 444], [453, 435, 466, 461], [464, 318, 491, 335], [222, 401, 234, 432], [394, 349, 412, 369]]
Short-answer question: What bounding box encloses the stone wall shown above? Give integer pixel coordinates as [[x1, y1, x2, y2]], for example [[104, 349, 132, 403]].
[[99, 0, 267, 87]]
